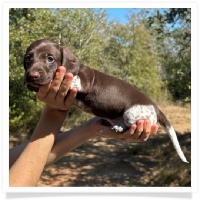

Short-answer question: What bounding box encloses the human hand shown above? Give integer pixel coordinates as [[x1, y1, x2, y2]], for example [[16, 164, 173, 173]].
[[86, 117, 158, 142], [116, 119, 158, 142], [36, 66, 77, 111]]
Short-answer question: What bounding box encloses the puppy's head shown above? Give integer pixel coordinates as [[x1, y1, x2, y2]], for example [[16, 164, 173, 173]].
[[24, 39, 80, 92]]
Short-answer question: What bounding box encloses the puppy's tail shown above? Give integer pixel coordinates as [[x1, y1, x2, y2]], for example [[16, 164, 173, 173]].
[[158, 110, 189, 163]]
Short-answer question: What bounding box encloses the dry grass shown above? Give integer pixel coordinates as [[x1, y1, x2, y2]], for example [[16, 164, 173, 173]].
[[158, 103, 191, 133]]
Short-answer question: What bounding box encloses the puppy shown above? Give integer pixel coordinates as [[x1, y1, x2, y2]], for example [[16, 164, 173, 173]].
[[24, 39, 188, 163]]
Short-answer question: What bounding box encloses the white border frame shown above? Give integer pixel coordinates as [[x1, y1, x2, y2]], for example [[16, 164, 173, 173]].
[[1, 0, 198, 196]]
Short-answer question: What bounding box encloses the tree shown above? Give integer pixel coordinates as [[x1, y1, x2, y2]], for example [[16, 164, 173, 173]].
[[9, 8, 58, 133], [54, 8, 111, 70], [148, 8, 191, 102], [104, 11, 164, 100]]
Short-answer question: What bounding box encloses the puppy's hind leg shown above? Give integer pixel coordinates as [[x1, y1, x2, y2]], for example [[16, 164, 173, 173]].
[[123, 105, 158, 127]]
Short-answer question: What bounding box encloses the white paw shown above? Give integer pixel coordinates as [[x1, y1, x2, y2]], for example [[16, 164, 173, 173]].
[[111, 125, 124, 132]]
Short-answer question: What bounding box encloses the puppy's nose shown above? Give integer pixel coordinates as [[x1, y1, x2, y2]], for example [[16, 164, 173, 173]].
[[27, 71, 40, 81]]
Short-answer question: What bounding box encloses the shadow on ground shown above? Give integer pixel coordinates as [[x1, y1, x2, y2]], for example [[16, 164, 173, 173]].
[[37, 131, 191, 187]]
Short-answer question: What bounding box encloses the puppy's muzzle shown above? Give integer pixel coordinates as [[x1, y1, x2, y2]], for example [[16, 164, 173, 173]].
[[26, 71, 41, 82], [24, 66, 51, 92]]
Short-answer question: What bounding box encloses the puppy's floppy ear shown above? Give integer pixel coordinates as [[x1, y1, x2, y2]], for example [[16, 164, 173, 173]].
[[60, 46, 80, 75]]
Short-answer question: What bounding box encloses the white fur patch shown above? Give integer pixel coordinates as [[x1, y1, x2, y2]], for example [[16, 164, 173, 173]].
[[123, 105, 157, 127], [70, 75, 82, 91], [112, 125, 124, 132]]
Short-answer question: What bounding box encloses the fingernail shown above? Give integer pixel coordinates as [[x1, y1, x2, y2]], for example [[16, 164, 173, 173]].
[[71, 87, 77, 94], [57, 66, 66, 72], [66, 73, 73, 79]]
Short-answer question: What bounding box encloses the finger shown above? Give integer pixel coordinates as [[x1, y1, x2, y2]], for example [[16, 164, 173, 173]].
[[59, 73, 74, 95], [138, 120, 151, 141], [140, 123, 158, 141], [64, 87, 77, 110], [36, 81, 51, 101], [36, 67, 65, 101], [133, 119, 144, 139], [48, 67, 66, 99], [143, 119, 151, 133], [56, 73, 74, 105], [139, 132, 150, 141], [118, 124, 137, 139], [150, 124, 158, 136]]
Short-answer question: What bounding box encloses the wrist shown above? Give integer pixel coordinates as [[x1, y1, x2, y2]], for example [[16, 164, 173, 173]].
[[44, 105, 69, 119], [80, 117, 102, 138], [31, 105, 68, 139]]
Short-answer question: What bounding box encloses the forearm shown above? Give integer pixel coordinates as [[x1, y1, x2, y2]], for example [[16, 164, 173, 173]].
[[9, 143, 26, 169], [9, 121, 95, 169], [46, 123, 95, 165], [9, 106, 67, 186]]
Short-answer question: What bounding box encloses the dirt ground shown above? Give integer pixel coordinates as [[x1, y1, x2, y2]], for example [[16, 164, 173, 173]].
[[36, 104, 191, 187]]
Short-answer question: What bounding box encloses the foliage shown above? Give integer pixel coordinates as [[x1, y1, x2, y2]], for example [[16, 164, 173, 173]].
[[9, 8, 191, 134], [148, 8, 191, 102], [53, 8, 110, 69], [9, 8, 56, 133]]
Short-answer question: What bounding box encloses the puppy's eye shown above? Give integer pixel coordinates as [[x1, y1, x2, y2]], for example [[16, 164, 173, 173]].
[[25, 55, 31, 62], [47, 56, 54, 63]]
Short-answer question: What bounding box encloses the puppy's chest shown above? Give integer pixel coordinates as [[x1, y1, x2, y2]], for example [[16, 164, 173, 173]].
[[70, 75, 82, 91]]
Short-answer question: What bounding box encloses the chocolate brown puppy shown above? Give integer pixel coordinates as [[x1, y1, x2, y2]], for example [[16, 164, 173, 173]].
[[24, 39, 188, 163]]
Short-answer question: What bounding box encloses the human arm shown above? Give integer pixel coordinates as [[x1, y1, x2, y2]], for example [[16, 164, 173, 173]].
[[10, 117, 158, 168], [45, 117, 158, 165], [9, 67, 77, 186]]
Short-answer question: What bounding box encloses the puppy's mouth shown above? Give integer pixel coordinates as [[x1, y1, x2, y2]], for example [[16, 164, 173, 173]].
[[25, 83, 40, 92], [24, 68, 55, 92], [24, 77, 53, 92]]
